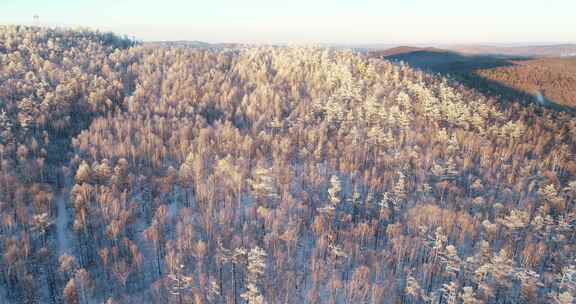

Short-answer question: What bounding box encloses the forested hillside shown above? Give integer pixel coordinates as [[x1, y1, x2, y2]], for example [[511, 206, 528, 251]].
[[0, 25, 138, 303], [370, 47, 576, 112], [477, 57, 576, 108], [1, 26, 576, 304]]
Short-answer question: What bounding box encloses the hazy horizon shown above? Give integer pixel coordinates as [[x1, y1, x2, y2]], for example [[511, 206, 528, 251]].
[[1, 0, 575, 45]]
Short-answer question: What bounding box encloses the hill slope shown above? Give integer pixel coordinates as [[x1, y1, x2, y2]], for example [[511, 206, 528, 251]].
[[371, 46, 576, 111], [477, 57, 576, 107], [1, 27, 576, 304]]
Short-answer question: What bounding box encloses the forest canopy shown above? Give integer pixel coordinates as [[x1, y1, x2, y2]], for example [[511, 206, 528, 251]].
[[1, 26, 576, 304]]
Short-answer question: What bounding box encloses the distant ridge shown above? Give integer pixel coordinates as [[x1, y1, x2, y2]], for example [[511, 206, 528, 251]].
[[376, 46, 448, 57], [144, 40, 241, 49], [448, 44, 576, 57]]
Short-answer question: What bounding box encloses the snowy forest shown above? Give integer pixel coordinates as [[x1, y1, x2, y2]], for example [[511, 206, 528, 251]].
[[1, 25, 576, 304]]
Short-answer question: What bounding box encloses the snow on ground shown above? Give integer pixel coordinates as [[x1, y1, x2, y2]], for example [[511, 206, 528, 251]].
[[55, 190, 72, 255]]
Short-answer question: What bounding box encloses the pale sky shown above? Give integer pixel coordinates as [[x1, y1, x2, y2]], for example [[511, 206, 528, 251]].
[[0, 0, 574, 44]]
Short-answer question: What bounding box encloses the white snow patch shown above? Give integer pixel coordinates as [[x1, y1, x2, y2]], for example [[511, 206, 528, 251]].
[[55, 191, 72, 255]]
